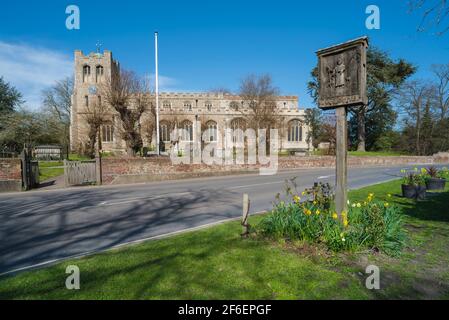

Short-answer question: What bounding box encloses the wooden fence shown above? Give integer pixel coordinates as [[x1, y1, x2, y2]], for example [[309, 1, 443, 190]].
[[64, 159, 100, 186]]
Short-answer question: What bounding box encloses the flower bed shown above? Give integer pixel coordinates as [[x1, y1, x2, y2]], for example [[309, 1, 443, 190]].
[[257, 182, 406, 256]]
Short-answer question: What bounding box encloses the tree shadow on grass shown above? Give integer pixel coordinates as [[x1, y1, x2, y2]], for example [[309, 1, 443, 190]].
[[400, 190, 449, 223]]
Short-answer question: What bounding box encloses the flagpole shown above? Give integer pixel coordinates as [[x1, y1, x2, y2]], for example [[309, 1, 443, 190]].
[[155, 31, 160, 156]]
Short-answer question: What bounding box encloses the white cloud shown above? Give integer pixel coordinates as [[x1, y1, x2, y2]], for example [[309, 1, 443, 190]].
[[0, 41, 73, 110], [145, 73, 180, 92]]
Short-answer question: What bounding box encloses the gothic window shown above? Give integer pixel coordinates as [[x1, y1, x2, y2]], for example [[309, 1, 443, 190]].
[[84, 95, 89, 107], [98, 95, 102, 106], [205, 102, 213, 112], [102, 124, 114, 143], [184, 101, 192, 111], [206, 121, 217, 142], [288, 120, 303, 142], [181, 120, 193, 141], [231, 118, 247, 143], [83, 65, 91, 83], [160, 121, 170, 142], [96, 65, 104, 83]]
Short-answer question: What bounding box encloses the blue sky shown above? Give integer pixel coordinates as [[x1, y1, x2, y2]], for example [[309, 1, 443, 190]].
[[0, 0, 447, 109]]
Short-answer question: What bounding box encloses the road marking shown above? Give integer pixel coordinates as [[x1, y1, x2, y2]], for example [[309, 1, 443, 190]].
[[317, 175, 333, 179], [229, 181, 284, 190]]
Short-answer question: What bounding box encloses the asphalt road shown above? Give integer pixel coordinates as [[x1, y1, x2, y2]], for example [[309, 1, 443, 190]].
[[0, 164, 440, 275]]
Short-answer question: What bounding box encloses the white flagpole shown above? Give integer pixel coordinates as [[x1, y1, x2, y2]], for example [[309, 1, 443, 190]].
[[155, 32, 160, 155]]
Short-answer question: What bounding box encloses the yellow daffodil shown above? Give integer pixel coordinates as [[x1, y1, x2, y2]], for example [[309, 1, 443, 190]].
[[352, 203, 356, 208], [384, 202, 390, 208], [313, 201, 317, 205], [315, 210, 321, 215], [356, 203, 362, 208], [332, 213, 338, 220], [387, 194, 392, 198], [293, 195, 301, 204]]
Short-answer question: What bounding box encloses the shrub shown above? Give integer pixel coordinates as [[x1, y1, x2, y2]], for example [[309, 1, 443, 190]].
[[257, 191, 406, 256]]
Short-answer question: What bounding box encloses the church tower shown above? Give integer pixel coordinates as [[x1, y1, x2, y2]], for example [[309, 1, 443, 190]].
[[70, 49, 119, 152]]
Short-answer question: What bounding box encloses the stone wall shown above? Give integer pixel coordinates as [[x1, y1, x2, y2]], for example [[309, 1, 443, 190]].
[[0, 159, 22, 192], [101, 155, 449, 185]]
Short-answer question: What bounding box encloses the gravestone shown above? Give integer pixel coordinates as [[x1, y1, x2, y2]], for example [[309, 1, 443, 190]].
[[316, 37, 368, 215]]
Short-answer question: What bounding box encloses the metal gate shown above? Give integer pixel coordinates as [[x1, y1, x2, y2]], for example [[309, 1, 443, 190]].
[[64, 160, 98, 186]]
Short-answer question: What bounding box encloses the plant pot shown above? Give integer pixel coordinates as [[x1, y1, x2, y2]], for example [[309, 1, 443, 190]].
[[402, 184, 416, 199], [425, 178, 446, 191], [415, 185, 427, 200]]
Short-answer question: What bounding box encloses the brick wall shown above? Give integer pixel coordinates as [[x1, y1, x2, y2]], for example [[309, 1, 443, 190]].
[[101, 154, 448, 185], [0, 159, 22, 192]]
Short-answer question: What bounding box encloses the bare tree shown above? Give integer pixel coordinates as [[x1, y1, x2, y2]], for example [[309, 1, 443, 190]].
[[398, 80, 435, 155], [101, 69, 152, 156], [432, 64, 449, 120], [231, 74, 280, 132], [82, 101, 108, 158], [409, 0, 449, 35], [41, 77, 74, 148]]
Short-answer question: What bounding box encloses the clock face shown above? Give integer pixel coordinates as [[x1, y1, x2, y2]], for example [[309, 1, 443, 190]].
[[88, 86, 97, 94]]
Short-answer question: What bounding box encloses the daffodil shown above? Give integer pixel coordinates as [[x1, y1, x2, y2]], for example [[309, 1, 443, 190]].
[[384, 202, 390, 208], [315, 209, 321, 215], [313, 201, 317, 205], [352, 203, 356, 208], [356, 203, 362, 208], [293, 195, 301, 204], [332, 213, 338, 220], [387, 194, 392, 198]]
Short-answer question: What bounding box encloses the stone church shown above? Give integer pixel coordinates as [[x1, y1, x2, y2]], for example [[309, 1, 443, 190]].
[[70, 50, 311, 155]]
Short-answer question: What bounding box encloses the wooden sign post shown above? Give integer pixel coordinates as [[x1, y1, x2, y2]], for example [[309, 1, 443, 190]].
[[316, 37, 368, 216]]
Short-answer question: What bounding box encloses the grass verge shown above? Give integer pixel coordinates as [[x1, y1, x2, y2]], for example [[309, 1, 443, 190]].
[[38, 161, 64, 182], [1, 179, 449, 299]]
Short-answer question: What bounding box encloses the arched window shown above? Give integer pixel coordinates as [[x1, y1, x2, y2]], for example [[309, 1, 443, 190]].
[[162, 101, 171, 109], [84, 95, 89, 107], [96, 65, 104, 83], [205, 101, 213, 112], [288, 120, 303, 142], [98, 95, 102, 106], [102, 123, 114, 143], [231, 118, 247, 143], [83, 65, 91, 83], [184, 101, 192, 111], [181, 120, 193, 141], [160, 121, 170, 142], [205, 121, 217, 142]]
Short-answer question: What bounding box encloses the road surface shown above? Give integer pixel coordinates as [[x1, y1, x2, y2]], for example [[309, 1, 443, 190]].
[[0, 164, 438, 275]]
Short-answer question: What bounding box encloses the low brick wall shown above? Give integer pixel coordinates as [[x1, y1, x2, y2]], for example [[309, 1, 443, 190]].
[[101, 154, 449, 185], [0, 159, 22, 192]]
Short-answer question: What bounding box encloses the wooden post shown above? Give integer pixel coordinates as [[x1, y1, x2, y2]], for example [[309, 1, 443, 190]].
[[95, 152, 102, 186], [316, 37, 368, 216], [242, 194, 250, 238], [335, 107, 348, 215], [64, 159, 69, 187]]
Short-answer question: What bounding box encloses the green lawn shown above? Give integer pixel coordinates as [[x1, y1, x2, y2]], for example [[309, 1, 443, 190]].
[[38, 161, 64, 182], [1, 179, 449, 300]]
